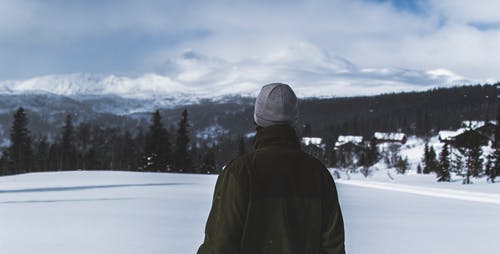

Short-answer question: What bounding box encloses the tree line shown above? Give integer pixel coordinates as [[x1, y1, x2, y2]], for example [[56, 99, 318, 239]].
[[421, 132, 500, 184], [324, 120, 499, 184], [0, 107, 249, 176], [0, 84, 498, 179], [303, 84, 498, 138]]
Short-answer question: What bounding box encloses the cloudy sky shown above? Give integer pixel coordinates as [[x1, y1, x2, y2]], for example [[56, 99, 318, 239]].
[[0, 0, 499, 97]]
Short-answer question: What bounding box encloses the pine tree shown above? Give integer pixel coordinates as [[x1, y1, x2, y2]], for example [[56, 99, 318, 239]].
[[368, 138, 379, 165], [88, 126, 107, 170], [402, 156, 409, 174], [451, 149, 464, 175], [324, 136, 337, 167], [173, 109, 192, 172], [428, 146, 438, 172], [395, 156, 409, 174], [83, 148, 98, 170], [464, 148, 473, 184], [60, 114, 77, 170], [492, 148, 499, 183], [0, 149, 11, 175], [464, 143, 483, 184], [134, 127, 145, 170], [107, 128, 121, 170], [422, 143, 438, 174], [358, 152, 368, 168], [485, 153, 494, 183], [47, 143, 60, 172], [190, 143, 201, 173], [422, 143, 430, 174], [8, 107, 33, 174], [116, 131, 136, 170], [34, 136, 49, 172], [468, 143, 483, 178], [329, 149, 338, 168], [491, 118, 499, 182], [200, 147, 216, 174], [143, 110, 171, 172], [417, 163, 422, 174], [437, 143, 451, 182], [388, 144, 401, 167], [359, 152, 371, 177], [492, 107, 500, 182], [76, 123, 91, 169]]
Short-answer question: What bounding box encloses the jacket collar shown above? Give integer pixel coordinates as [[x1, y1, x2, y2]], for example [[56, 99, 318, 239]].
[[254, 124, 300, 150]]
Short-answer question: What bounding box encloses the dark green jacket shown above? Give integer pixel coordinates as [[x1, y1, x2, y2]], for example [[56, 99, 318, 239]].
[[198, 125, 345, 254]]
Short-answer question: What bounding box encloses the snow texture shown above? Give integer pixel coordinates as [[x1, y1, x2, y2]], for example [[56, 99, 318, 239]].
[[1, 171, 499, 254]]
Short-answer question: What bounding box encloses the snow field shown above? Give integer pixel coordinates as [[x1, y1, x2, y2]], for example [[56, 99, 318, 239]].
[[337, 179, 500, 204], [0, 171, 215, 254], [1, 171, 499, 254]]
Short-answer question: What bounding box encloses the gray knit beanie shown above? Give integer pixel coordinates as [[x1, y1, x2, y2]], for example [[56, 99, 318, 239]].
[[254, 83, 298, 128]]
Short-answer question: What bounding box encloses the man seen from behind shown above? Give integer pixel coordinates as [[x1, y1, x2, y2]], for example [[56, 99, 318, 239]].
[[197, 83, 345, 254]]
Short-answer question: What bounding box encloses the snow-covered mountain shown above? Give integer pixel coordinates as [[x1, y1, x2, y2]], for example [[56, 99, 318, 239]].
[[0, 73, 209, 108], [0, 43, 486, 149], [0, 43, 474, 104]]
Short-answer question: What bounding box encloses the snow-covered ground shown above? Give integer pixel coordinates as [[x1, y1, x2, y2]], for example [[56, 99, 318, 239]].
[[1, 171, 499, 254], [0, 171, 214, 254], [391, 135, 494, 173], [333, 167, 500, 195]]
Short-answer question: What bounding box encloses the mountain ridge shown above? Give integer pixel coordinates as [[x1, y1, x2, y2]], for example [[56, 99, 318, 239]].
[[0, 45, 478, 102], [0, 84, 496, 149]]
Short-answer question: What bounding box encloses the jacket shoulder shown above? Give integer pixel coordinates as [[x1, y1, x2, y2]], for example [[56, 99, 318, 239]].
[[222, 152, 256, 177], [301, 151, 329, 170], [298, 152, 336, 185]]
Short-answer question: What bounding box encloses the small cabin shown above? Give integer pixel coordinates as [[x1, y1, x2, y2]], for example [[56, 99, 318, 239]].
[[301, 137, 323, 147], [335, 135, 363, 150], [439, 121, 497, 146], [373, 132, 407, 144], [453, 129, 490, 148], [473, 122, 496, 141], [438, 129, 466, 143], [461, 120, 497, 130]]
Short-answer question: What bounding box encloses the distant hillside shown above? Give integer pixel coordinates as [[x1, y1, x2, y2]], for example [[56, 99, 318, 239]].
[[0, 84, 497, 147], [159, 84, 498, 140], [299, 84, 498, 138]]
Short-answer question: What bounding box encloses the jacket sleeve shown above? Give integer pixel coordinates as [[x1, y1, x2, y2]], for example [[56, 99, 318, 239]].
[[320, 171, 345, 254], [197, 163, 249, 254]]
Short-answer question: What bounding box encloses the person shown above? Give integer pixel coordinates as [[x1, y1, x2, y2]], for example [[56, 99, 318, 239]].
[[197, 83, 345, 254]]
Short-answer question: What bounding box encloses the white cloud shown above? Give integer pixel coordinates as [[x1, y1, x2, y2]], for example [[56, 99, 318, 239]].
[[141, 0, 500, 84], [432, 0, 500, 23], [0, 42, 473, 100], [0, 0, 498, 94]]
